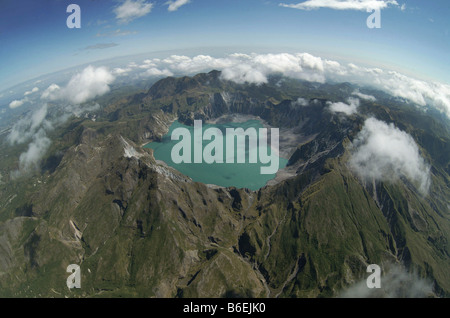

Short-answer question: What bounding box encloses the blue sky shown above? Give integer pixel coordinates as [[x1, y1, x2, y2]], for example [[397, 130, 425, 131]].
[[0, 0, 449, 90]]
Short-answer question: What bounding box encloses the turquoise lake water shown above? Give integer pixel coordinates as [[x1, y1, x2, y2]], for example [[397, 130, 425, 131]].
[[144, 120, 287, 190]]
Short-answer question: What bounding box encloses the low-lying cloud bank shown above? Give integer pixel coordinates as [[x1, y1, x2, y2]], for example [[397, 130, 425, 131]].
[[349, 117, 431, 194], [116, 52, 450, 118]]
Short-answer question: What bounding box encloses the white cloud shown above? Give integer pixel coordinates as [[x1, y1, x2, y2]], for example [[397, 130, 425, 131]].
[[41, 84, 61, 100], [9, 99, 26, 109], [293, 97, 309, 106], [7, 103, 54, 177], [114, 0, 154, 24], [15, 128, 51, 174], [24, 87, 39, 96], [156, 53, 328, 84], [280, 0, 399, 11], [8, 104, 51, 145], [124, 53, 450, 118], [9, 90, 37, 109], [139, 59, 157, 69], [352, 90, 376, 101], [349, 117, 430, 194], [339, 66, 450, 117], [8, 97, 103, 177], [143, 67, 174, 77], [70, 102, 101, 118], [221, 64, 268, 84], [340, 264, 434, 298], [223, 53, 326, 83], [328, 97, 359, 115], [166, 0, 190, 12], [41, 66, 115, 104], [112, 67, 132, 75], [10, 66, 116, 176], [162, 54, 234, 74], [128, 62, 138, 69]]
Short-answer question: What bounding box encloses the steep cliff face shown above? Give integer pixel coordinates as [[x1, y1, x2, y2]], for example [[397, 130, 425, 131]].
[[0, 71, 448, 297]]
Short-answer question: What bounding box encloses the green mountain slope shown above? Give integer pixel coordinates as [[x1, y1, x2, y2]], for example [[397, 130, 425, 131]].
[[0, 71, 448, 297]]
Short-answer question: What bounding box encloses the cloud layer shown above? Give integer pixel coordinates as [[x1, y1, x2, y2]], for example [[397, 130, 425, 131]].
[[280, 0, 399, 11], [116, 52, 450, 118], [349, 117, 430, 194]]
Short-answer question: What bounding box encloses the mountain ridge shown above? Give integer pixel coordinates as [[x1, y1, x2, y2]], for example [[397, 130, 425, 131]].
[[0, 71, 449, 297]]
